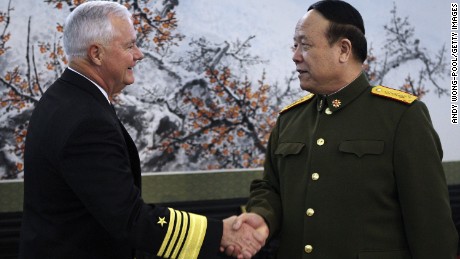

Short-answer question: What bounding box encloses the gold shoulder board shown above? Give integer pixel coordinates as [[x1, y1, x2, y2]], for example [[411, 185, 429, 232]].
[[279, 93, 315, 114], [371, 85, 417, 104]]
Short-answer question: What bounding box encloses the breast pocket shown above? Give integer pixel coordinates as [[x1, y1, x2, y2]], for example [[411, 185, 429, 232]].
[[339, 140, 384, 158], [274, 142, 305, 157]]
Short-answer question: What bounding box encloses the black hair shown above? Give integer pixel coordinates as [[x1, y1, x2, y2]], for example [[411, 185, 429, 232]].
[[308, 0, 367, 62]]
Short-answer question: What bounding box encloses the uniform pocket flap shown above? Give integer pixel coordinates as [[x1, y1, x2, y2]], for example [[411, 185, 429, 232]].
[[339, 140, 384, 158], [275, 142, 305, 157], [358, 249, 411, 259]]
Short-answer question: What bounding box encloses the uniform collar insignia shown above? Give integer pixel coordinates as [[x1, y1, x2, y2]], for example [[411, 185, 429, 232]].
[[326, 72, 369, 112], [331, 99, 342, 108]]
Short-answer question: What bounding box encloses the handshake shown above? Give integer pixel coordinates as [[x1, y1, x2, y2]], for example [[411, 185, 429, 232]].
[[220, 213, 270, 259]]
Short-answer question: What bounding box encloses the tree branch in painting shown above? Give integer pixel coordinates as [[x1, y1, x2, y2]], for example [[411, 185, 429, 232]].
[[363, 3, 447, 98], [0, 1, 450, 178]]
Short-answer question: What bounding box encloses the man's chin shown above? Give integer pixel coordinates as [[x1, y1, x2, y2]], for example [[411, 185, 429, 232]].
[[124, 79, 135, 86], [300, 80, 322, 93], [299, 84, 312, 92]]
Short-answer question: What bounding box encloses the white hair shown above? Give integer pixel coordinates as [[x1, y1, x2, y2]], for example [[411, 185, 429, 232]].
[[63, 1, 132, 60]]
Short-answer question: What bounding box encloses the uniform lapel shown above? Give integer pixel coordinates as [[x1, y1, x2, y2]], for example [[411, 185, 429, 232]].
[[61, 68, 142, 190], [116, 115, 142, 191]]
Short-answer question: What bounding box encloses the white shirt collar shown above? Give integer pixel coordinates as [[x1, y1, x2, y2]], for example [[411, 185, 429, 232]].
[[67, 67, 110, 103]]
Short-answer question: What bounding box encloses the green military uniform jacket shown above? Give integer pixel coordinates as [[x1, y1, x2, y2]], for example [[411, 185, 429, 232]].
[[247, 73, 458, 258]]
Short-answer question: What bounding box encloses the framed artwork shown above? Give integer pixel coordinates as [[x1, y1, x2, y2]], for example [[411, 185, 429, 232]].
[[0, 0, 457, 180]]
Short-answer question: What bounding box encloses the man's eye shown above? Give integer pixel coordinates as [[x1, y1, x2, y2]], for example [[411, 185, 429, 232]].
[[302, 43, 311, 49]]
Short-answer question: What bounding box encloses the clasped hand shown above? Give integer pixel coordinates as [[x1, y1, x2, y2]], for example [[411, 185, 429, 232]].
[[220, 213, 269, 259]]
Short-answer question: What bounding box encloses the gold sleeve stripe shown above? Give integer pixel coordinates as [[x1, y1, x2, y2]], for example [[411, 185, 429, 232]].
[[157, 208, 176, 257], [171, 211, 189, 258], [178, 213, 207, 259], [164, 210, 182, 257]]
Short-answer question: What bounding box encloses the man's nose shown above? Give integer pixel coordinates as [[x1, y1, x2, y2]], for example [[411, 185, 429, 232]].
[[134, 45, 144, 61], [292, 47, 302, 64]]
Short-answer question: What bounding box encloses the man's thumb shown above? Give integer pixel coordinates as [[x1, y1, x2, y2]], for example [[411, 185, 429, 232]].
[[232, 215, 244, 230]]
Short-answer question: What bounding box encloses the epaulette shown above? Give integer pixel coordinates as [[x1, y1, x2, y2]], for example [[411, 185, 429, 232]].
[[279, 93, 315, 114], [371, 85, 417, 104]]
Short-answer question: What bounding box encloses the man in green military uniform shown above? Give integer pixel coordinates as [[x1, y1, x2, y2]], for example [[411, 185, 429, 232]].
[[227, 0, 459, 258]]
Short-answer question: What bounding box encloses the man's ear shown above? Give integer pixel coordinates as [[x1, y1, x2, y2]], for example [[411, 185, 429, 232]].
[[87, 44, 104, 66], [338, 38, 352, 63]]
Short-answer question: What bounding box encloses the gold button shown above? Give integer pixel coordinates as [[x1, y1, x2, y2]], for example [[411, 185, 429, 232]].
[[316, 138, 325, 146], [305, 244, 313, 253], [312, 173, 319, 180], [306, 208, 315, 216], [325, 108, 332, 115]]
